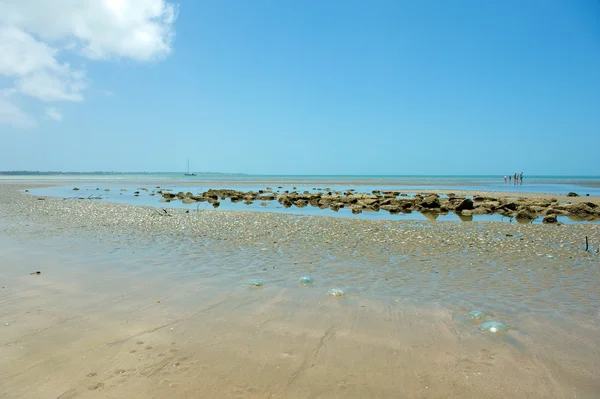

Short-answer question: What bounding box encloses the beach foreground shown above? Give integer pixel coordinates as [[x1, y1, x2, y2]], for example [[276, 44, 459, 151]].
[[1, 183, 599, 398]]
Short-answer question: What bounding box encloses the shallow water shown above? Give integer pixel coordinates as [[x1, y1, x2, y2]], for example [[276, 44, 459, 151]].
[[2, 183, 600, 398], [1, 222, 599, 398], [5, 173, 600, 192]]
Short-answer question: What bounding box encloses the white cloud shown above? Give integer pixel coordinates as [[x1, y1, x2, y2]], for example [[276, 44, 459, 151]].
[[0, 0, 177, 127], [45, 107, 63, 122]]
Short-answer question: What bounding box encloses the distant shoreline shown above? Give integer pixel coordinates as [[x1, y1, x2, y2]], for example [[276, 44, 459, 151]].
[[0, 171, 249, 176], [1, 171, 600, 179]]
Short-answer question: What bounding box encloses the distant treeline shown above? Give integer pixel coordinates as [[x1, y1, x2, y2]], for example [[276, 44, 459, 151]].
[[0, 171, 244, 176]]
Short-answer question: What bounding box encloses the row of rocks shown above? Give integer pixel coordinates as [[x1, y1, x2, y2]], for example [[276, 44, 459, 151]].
[[159, 189, 600, 222]]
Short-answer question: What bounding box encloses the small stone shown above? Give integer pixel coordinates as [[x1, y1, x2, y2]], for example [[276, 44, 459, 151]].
[[298, 276, 314, 284], [248, 278, 264, 287], [478, 321, 509, 333], [328, 288, 344, 297], [465, 310, 486, 320]]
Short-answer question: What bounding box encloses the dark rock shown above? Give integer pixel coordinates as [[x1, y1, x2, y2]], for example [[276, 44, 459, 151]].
[[294, 199, 308, 208], [542, 214, 558, 224], [473, 196, 496, 202], [498, 202, 519, 211], [454, 198, 474, 211], [565, 203, 597, 219], [279, 197, 293, 208], [567, 192, 579, 197], [330, 203, 343, 212], [515, 209, 536, 222], [420, 195, 441, 209]]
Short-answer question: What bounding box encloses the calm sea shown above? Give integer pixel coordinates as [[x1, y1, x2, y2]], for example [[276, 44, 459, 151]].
[[6, 173, 600, 194]]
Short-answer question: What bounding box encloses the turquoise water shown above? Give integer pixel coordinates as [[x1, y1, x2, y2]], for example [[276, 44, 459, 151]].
[[6, 173, 600, 194]]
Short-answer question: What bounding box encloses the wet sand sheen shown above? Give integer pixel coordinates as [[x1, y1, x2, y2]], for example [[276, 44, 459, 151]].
[[1, 183, 599, 398]]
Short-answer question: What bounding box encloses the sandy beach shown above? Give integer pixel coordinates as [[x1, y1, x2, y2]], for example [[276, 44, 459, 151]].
[[1, 182, 599, 398]]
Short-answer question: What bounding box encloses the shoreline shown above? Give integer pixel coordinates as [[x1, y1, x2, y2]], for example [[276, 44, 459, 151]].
[[1, 182, 599, 398], [3, 176, 600, 190]]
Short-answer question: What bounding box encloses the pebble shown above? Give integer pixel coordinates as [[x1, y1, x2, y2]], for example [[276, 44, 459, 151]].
[[248, 279, 264, 287], [328, 288, 344, 297], [298, 276, 314, 284], [478, 321, 509, 333], [465, 310, 486, 320]]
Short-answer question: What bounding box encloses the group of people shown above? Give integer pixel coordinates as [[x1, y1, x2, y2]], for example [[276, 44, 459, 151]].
[[504, 172, 523, 184]]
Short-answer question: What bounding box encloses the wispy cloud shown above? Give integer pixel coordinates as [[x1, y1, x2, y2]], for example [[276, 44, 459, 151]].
[[0, 89, 36, 128], [45, 107, 63, 122], [0, 0, 178, 127]]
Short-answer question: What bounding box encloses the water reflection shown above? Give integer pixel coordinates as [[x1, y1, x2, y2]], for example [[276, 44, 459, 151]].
[[422, 211, 439, 221], [457, 213, 473, 222]]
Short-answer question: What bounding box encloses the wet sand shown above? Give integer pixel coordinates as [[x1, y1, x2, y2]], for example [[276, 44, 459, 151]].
[[1, 183, 599, 398]]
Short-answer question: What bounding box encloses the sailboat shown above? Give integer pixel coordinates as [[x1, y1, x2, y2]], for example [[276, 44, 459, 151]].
[[184, 158, 196, 176]]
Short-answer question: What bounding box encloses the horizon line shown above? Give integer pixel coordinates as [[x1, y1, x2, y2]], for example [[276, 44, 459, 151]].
[[1, 171, 600, 178]]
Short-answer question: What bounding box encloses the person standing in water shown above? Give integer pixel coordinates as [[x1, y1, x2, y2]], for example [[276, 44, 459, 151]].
[[520, 172, 523, 183]]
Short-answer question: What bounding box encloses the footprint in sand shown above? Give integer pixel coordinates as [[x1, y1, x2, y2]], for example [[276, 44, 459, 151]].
[[88, 382, 104, 391]]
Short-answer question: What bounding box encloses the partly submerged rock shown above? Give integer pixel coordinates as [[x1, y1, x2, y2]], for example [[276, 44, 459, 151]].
[[478, 321, 508, 333], [465, 310, 486, 320], [298, 276, 314, 284], [248, 278, 264, 287], [328, 288, 344, 297]]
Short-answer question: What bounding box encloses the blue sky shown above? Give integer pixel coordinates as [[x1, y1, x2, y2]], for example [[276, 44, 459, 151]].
[[1, 0, 599, 175]]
